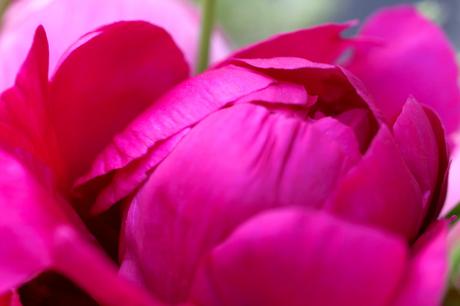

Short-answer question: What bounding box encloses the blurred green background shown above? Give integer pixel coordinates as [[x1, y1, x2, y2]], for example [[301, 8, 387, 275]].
[[194, 0, 460, 51], [1, 0, 458, 50]]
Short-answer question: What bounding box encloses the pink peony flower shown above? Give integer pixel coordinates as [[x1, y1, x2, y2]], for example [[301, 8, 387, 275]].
[[0, 0, 228, 91], [0, 4, 456, 306], [73, 5, 453, 306]]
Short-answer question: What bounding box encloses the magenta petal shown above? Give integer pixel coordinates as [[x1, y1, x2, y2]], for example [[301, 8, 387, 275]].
[[120, 103, 361, 304], [49, 21, 189, 184], [392, 221, 449, 306], [77, 65, 274, 186], [327, 125, 423, 239], [0, 26, 63, 178], [346, 5, 460, 135], [51, 227, 159, 306], [91, 129, 190, 214], [0, 149, 66, 292], [420, 106, 449, 224], [231, 57, 382, 120], [89, 81, 310, 213], [219, 22, 356, 65], [191, 208, 407, 306], [392, 98, 440, 213], [0, 149, 157, 305], [234, 82, 311, 106]]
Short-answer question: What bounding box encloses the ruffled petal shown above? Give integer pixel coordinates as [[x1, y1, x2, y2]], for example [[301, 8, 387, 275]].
[[191, 208, 407, 306], [88, 81, 313, 213], [346, 5, 460, 135], [76, 64, 275, 188], [91, 129, 190, 214]]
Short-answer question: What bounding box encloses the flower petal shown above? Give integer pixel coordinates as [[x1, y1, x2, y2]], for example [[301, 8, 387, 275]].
[[231, 57, 382, 126], [76, 65, 274, 186], [0, 149, 157, 306], [0, 0, 228, 90], [327, 125, 424, 240], [191, 208, 407, 306], [91, 129, 190, 214], [346, 5, 460, 135], [444, 144, 460, 215], [0, 26, 63, 180], [392, 98, 442, 217], [219, 22, 356, 65], [81, 56, 382, 213], [392, 221, 449, 306], [49, 21, 189, 184], [120, 103, 361, 304]]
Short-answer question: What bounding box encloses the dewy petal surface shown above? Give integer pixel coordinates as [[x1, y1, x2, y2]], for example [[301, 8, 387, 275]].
[[120, 103, 362, 304], [0, 0, 228, 90], [49, 21, 189, 184], [191, 208, 407, 306], [346, 5, 460, 135]]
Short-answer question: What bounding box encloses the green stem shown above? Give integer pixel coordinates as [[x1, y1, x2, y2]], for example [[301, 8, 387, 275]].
[[196, 0, 216, 74], [0, 0, 11, 26]]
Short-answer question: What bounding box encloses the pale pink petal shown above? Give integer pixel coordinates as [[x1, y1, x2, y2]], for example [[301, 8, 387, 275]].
[[444, 143, 460, 215], [0, 0, 228, 90], [346, 5, 460, 135]]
